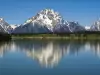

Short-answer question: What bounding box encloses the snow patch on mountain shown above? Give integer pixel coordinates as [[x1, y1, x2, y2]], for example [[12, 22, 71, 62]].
[[85, 26, 90, 31], [10, 24, 18, 29]]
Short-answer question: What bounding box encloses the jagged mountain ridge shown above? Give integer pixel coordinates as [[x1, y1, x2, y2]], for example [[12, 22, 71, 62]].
[[12, 9, 85, 33], [0, 18, 12, 33]]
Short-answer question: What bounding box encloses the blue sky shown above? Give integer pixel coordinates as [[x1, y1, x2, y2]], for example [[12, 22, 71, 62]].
[[0, 0, 100, 26]]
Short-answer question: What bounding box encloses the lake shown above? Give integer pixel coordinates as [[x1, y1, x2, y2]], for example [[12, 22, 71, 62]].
[[0, 39, 100, 75]]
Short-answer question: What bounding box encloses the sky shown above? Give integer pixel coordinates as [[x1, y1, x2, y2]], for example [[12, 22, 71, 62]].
[[0, 0, 100, 26]]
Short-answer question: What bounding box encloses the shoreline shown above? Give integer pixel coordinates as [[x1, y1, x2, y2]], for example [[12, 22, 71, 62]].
[[11, 36, 100, 40]]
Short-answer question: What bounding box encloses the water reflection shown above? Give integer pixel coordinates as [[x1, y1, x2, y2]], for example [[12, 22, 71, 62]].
[[0, 40, 100, 68]]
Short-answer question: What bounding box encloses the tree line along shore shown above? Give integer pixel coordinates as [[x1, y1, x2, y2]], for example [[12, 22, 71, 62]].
[[10, 31, 100, 40], [1, 31, 100, 40]]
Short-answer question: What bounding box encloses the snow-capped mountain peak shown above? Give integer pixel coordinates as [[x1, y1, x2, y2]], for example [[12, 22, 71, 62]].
[[23, 8, 64, 32], [39, 9, 54, 14], [0, 18, 12, 33], [13, 8, 85, 33], [90, 19, 100, 31]]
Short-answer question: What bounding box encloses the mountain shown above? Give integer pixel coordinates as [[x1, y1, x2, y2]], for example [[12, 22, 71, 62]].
[[66, 21, 85, 32], [90, 19, 100, 31], [53, 21, 85, 33], [0, 18, 12, 33], [13, 9, 85, 34], [13, 9, 62, 33]]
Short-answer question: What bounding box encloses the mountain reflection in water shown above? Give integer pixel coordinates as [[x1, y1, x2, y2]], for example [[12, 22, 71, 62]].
[[0, 40, 100, 68]]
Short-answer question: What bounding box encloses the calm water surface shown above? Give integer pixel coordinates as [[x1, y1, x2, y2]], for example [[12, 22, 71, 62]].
[[0, 40, 100, 75]]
